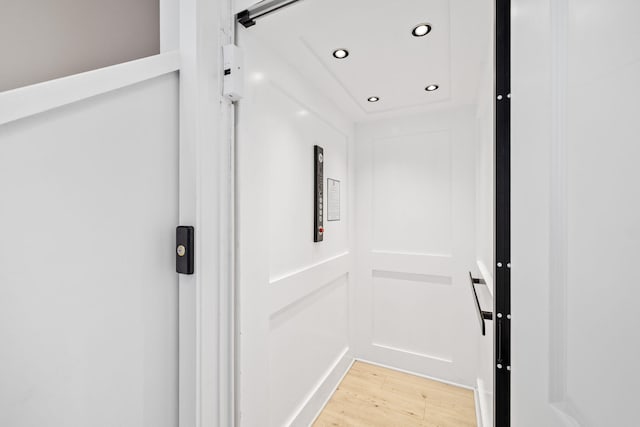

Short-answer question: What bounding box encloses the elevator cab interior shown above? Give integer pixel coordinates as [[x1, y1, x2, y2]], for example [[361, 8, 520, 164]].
[[234, 0, 497, 426]]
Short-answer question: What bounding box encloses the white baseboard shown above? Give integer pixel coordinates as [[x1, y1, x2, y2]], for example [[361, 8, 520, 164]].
[[476, 377, 493, 427], [286, 348, 354, 427], [474, 387, 483, 427], [355, 357, 475, 391]]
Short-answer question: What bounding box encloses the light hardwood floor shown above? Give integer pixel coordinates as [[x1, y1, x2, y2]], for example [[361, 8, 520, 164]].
[[313, 361, 477, 427]]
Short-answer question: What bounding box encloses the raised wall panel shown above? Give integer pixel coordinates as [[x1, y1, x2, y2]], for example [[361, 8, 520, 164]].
[[372, 131, 452, 255], [254, 81, 349, 280], [356, 108, 477, 388], [269, 276, 349, 427], [372, 273, 454, 363]]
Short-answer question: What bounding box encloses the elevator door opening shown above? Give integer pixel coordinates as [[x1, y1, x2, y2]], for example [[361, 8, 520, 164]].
[[233, 1, 500, 426]]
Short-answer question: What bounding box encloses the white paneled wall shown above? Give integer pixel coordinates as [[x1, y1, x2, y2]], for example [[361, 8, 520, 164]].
[[372, 130, 453, 255], [354, 109, 479, 387], [0, 74, 180, 427], [236, 29, 355, 427], [269, 275, 349, 426]]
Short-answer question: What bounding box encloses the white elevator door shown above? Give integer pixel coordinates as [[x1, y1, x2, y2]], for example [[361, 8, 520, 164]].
[[0, 74, 179, 427]]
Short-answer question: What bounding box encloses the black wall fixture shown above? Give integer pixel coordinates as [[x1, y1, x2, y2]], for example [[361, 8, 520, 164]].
[[237, 0, 303, 27], [495, 0, 511, 424], [176, 226, 194, 275], [314, 145, 324, 242]]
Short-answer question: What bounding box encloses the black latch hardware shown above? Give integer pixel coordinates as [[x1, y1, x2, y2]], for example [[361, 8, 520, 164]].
[[176, 226, 194, 275]]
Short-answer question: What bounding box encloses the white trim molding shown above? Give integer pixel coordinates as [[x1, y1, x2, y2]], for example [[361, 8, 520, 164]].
[[269, 252, 351, 314], [356, 358, 474, 391], [178, 0, 234, 426], [548, 1, 580, 426], [0, 52, 180, 126]]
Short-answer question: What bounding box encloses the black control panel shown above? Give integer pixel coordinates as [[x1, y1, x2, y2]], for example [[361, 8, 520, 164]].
[[314, 145, 324, 242]]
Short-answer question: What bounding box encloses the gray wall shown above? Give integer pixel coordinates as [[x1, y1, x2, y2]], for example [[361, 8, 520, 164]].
[[0, 0, 159, 92]]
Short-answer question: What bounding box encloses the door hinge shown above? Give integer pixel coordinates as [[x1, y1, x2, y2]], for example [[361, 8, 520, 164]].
[[176, 226, 194, 275]]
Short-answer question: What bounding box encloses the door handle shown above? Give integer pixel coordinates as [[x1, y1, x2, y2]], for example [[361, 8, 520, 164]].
[[469, 272, 493, 336]]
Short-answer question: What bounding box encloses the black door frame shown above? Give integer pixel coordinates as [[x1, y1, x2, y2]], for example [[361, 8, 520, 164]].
[[494, 0, 511, 425]]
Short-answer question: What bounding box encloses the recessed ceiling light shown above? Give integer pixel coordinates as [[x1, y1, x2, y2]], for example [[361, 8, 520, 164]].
[[412, 23, 432, 37], [367, 96, 380, 102], [425, 84, 439, 92], [332, 49, 349, 59]]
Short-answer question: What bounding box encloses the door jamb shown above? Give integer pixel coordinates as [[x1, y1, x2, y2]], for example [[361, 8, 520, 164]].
[[176, 0, 235, 426], [494, 0, 511, 425]]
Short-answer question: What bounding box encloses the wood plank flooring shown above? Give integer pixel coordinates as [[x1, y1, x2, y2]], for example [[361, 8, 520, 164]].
[[313, 361, 477, 427]]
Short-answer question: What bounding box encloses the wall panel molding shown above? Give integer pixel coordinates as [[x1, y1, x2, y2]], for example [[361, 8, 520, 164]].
[[371, 251, 452, 278], [371, 343, 453, 364], [548, 1, 581, 426], [370, 130, 453, 256], [269, 252, 350, 315]]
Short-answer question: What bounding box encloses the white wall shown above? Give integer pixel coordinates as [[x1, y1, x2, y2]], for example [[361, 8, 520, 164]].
[[236, 29, 355, 427], [0, 0, 160, 92], [354, 108, 479, 388]]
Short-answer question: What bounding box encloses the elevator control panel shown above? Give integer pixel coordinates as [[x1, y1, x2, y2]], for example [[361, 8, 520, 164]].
[[314, 145, 324, 242]]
